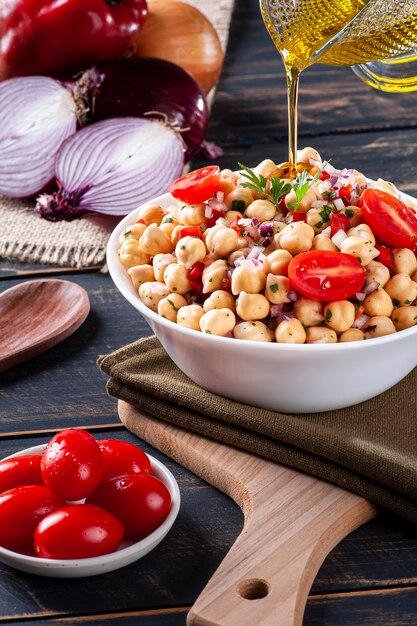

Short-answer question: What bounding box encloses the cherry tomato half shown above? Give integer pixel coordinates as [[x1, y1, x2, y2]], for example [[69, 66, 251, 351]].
[[0, 485, 64, 552], [168, 166, 220, 204], [41, 429, 104, 501], [87, 473, 172, 540], [99, 440, 151, 482], [358, 188, 417, 249], [0, 455, 42, 493], [288, 250, 366, 302], [34, 505, 124, 560]]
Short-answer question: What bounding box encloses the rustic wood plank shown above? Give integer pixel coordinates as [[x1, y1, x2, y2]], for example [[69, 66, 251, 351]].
[[209, 0, 417, 145], [0, 608, 189, 625]]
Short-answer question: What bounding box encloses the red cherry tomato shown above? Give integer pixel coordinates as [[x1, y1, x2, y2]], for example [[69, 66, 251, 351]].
[[358, 188, 417, 249], [288, 250, 366, 302], [41, 429, 104, 501], [0, 485, 63, 552], [87, 474, 172, 540], [169, 166, 221, 204], [99, 440, 151, 482], [34, 505, 124, 560], [0, 455, 42, 493], [330, 212, 351, 238]]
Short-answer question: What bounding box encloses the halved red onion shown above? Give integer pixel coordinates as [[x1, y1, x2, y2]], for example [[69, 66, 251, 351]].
[[0, 76, 78, 197], [35, 118, 184, 222], [92, 58, 209, 162]]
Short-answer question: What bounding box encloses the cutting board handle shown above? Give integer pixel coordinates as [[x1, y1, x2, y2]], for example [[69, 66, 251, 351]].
[[118, 401, 378, 626]]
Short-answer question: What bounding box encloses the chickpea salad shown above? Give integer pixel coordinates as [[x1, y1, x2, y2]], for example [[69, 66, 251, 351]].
[[117, 147, 417, 344]]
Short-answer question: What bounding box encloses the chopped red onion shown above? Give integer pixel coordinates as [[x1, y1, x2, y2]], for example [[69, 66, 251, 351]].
[[259, 222, 274, 237], [251, 217, 261, 226], [261, 237, 272, 248], [321, 226, 331, 237], [333, 198, 345, 211], [355, 291, 366, 302], [270, 304, 295, 322], [216, 217, 229, 227], [318, 180, 331, 194], [357, 229, 370, 240], [35, 118, 184, 221], [287, 290, 298, 302], [205, 204, 213, 218], [364, 280, 380, 294], [247, 246, 265, 260], [331, 229, 348, 249], [0, 76, 79, 198], [216, 191, 225, 202], [329, 175, 339, 187], [234, 256, 246, 267], [352, 313, 370, 329]]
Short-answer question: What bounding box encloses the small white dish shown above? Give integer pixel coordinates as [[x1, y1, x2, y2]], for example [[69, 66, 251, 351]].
[[0, 444, 180, 578]]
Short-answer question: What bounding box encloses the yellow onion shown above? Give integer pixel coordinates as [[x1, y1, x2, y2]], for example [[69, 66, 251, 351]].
[[132, 0, 224, 95]]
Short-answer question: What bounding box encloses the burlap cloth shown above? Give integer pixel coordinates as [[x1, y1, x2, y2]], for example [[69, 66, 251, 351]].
[[98, 335, 417, 525], [0, 0, 235, 268]]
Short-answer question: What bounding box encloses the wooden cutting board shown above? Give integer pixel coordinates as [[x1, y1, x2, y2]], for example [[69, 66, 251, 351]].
[[118, 400, 378, 626]]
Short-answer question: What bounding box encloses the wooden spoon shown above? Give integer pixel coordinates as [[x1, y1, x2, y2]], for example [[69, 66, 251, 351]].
[[0, 279, 90, 373]]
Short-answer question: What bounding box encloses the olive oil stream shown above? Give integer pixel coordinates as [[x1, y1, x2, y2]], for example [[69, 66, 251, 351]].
[[260, 0, 417, 175]]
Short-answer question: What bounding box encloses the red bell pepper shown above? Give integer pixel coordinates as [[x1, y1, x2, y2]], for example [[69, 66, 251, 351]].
[[0, 0, 148, 80]]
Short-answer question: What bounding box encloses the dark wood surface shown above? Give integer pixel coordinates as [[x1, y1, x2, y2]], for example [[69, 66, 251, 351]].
[[2, 0, 417, 623]]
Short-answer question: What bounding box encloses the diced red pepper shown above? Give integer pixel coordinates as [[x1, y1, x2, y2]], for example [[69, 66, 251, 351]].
[[179, 226, 201, 239], [338, 184, 352, 201], [230, 216, 245, 235], [207, 208, 224, 228], [188, 261, 205, 282], [190, 280, 203, 296], [221, 277, 232, 293], [354, 303, 365, 320], [375, 244, 395, 272], [292, 212, 307, 222], [277, 195, 288, 214], [319, 170, 331, 181], [330, 212, 351, 238]]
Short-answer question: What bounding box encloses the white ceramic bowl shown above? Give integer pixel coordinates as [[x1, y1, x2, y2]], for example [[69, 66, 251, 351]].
[[107, 192, 417, 413], [0, 444, 180, 577]]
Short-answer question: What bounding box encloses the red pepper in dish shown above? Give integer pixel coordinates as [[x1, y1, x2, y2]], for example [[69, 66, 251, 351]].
[[0, 0, 148, 80]]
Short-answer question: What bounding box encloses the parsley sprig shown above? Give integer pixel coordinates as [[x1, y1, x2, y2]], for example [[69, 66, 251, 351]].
[[238, 161, 327, 212]]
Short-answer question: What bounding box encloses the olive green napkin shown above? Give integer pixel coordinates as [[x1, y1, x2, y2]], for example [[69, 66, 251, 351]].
[[98, 336, 417, 525]]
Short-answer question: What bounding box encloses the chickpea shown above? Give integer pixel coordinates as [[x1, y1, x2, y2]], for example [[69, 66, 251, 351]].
[[372, 178, 401, 198], [228, 248, 250, 265], [231, 262, 266, 295], [272, 221, 287, 235], [203, 290, 236, 312], [177, 304, 204, 331], [324, 300, 355, 332], [344, 206, 362, 227], [175, 236, 207, 269], [119, 222, 146, 244], [199, 308, 236, 336], [245, 199, 276, 222], [205, 224, 239, 258], [363, 316, 396, 339], [224, 210, 244, 224], [391, 306, 417, 331], [284, 187, 317, 213], [311, 233, 338, 251], [233, 321, 275, 342], [365, 261, 391, 288], [164, 263, 191, 295], [119, 239, 151, 268], [253, 158, 282, 179], [202, 260, 228, 294], [296, 147, 321, 165], [139, 224, 173, 256], [339, 328, 365, 342], [275, 318, 306, 344], [340, 236, 379, 266], [363, 288, 393, 317], [392, 248, 417, 276], [157, 294, 188, 322], [278, 222, 315, 255], [138, 281, 169, 312], [294, 297, 324, 326], [385, 273, 417, 306], [178, 203, 207, 226], [265, 274, 291, 304], [127, 264, 155, 291], [159, 216, 179, 238], [236, 291, 270, 320], [170, 224, 184, 246], [347, 224, 376, 246], [306, 327, 337, 344], [219, 169, 239, 196], [306, 208, 327, 233], [153, 253, 176, 281], [263, 249, 293, 275], [137, 203, 166, 226], [224, 187, 254, 211]]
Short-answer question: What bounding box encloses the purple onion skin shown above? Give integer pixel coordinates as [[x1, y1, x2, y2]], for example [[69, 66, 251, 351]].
[[92, 58, 209, 161]]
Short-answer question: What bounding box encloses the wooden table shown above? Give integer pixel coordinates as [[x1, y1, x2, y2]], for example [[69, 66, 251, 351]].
[[2, 0, 417, 623]]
